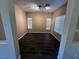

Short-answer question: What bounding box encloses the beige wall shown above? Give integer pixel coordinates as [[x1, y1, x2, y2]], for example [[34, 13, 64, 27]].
[[0, 14, 6, 40], [26, 12, 52, 32], [14, 5, 27, 39], [51, 4, 67, 39], [14, 4, 67, 39]]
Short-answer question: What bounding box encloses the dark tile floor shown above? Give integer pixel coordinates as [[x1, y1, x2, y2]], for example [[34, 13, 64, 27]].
[[19, 33, 60, 59]]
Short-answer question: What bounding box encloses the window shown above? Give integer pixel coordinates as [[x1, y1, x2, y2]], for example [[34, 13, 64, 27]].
[[54, 15, 65, 35], [46, 18, 51, 30], [27, 18, 32, 29]]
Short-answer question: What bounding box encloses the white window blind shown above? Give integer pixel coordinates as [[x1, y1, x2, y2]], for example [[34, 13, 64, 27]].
[[27, 18, 32, 29], [46, 18, 51, 30], [54, 15, 65, 35]]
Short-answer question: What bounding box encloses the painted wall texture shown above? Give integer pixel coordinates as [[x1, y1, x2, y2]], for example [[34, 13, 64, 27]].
[[14, 5, 28, 39], [14, 4, 67, 39], [26, 12, 52, 32]]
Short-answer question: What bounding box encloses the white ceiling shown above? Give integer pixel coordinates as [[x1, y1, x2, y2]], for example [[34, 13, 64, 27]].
[[14, 0, 67, 13]]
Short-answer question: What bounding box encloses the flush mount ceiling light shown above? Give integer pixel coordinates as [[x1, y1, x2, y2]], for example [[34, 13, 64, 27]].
[[38, 3, 51, 10], [45, 4, 51, 10], [31, 3, 51, 11]]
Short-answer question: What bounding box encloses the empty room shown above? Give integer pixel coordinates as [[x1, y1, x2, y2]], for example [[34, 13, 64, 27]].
[[14, 0, 67, 59], [1, 0, 79, 59]]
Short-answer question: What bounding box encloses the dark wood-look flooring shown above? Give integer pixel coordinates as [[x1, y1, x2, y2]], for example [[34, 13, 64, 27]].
[[19, 33, 60, 59]]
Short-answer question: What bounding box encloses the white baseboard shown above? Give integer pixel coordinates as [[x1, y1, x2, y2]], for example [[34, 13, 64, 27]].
[[18, 55, 21, 59], [18, 32, 50, 40], [17, 32, 61, 42], [18, 32, 27, 40], [50, 33, 60, 42], [28, 32, 50, 33]]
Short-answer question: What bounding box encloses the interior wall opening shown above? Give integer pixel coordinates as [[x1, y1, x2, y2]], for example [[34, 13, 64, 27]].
[[13, 0, 68, 59]]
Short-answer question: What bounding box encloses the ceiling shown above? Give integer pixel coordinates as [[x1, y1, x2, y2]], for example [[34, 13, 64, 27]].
[[14, 0, 67, 13]]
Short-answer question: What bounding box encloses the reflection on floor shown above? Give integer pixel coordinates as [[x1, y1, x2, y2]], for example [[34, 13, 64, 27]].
[[19, 33, 60, 59]]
